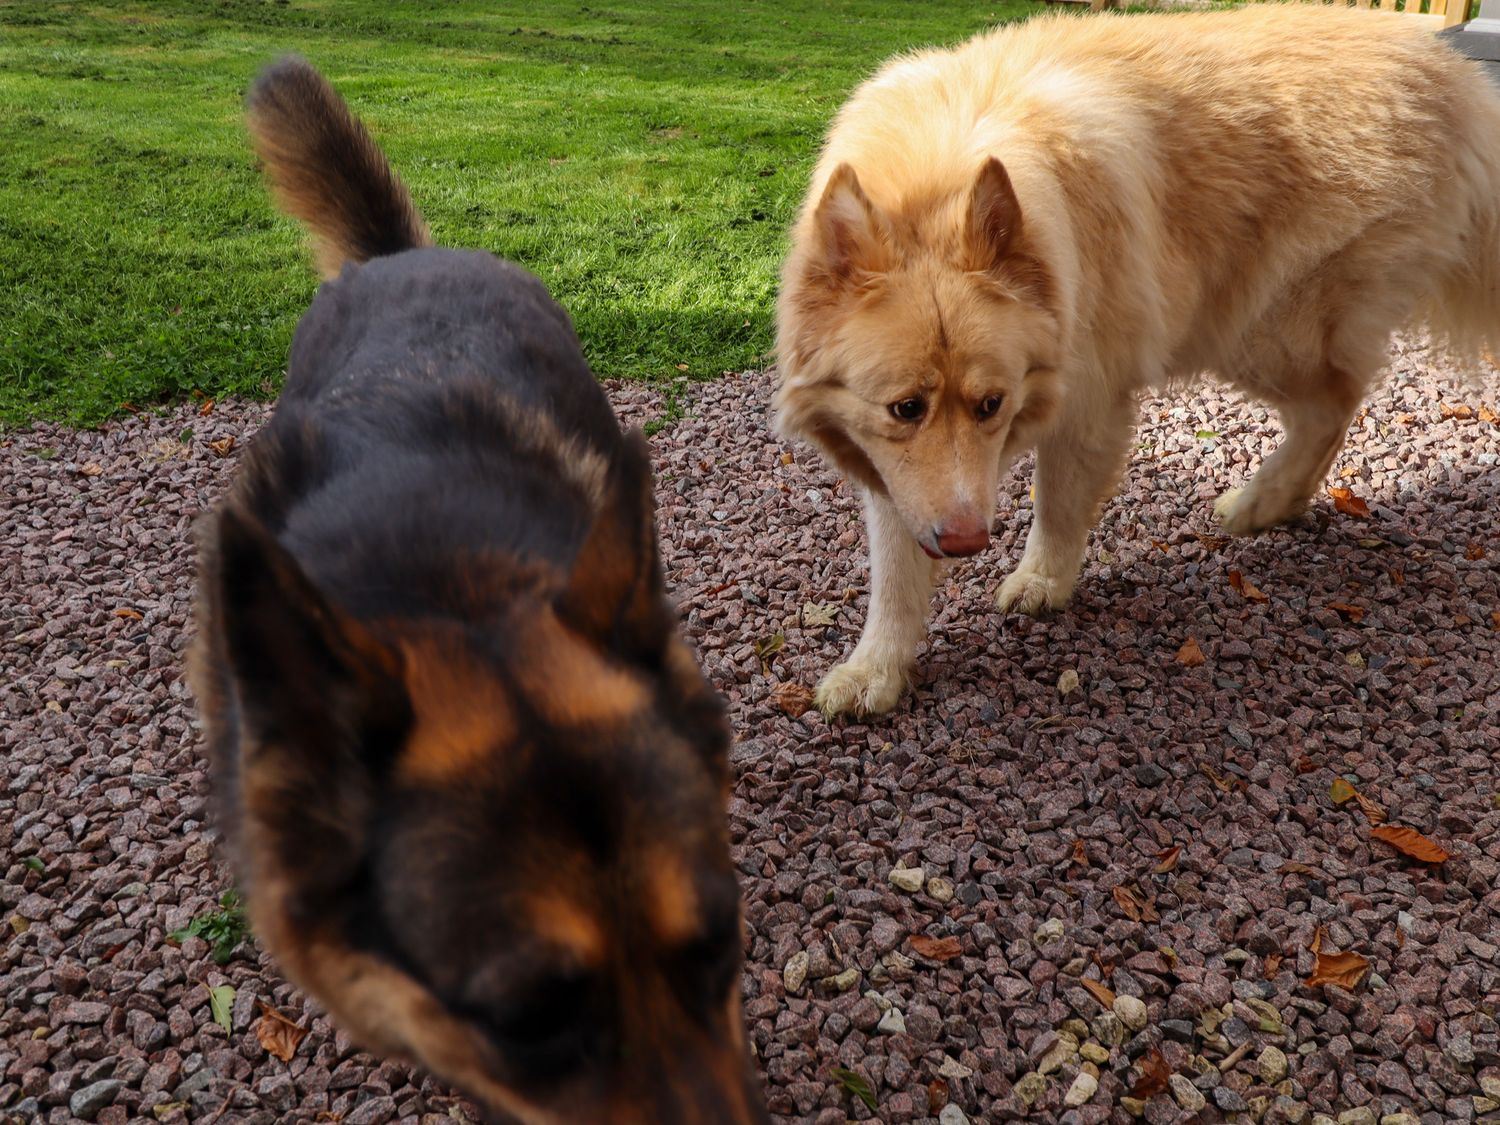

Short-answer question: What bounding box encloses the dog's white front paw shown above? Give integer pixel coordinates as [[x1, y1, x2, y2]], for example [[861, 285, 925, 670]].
[[995, 565, 1073, 617], [1214, 484, 1307, 536], [814, 659, 906, 718]]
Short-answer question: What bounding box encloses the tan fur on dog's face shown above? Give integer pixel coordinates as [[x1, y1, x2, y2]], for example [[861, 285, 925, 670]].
[[775, 160, 1061, 557]]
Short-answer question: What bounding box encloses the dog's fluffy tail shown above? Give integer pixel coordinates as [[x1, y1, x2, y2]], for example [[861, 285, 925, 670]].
[[246, 56, 431, 279]]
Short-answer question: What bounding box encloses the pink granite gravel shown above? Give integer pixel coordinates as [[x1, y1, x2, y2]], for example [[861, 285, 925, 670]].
[[2, 338, 1498, 1125]]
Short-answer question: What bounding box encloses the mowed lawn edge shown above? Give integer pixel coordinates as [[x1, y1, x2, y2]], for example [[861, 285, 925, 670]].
[[0, 0, 1044, 427]]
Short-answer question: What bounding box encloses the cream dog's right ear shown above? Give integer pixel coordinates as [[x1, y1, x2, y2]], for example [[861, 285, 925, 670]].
[[808, 163, 894, 286]]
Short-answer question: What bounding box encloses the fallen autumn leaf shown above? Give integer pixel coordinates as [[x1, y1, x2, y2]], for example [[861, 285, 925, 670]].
[[1369, 825, 1451, 864], [1354, 792, 1386, 825], [1129, 1047, 1171, 1099], [1112, 884, 1159, 923], [909, 935, 963, 962], [1080, 977, 1116, 1009], [208, 984, 235, 1035], [769, 681, 816, 718], [1305, 949, 1371, 991], [801, 601, 839, 628], [254, 1001, 308, 1062], [1327, 486, 1371, 518], [1175, 637, 1205, 667], [1327, 601, 1365, 623]]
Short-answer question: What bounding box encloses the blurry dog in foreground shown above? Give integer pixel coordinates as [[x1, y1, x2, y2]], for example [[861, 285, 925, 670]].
[[187, 58, 766, 1124], [774, 6, 1500, 717]]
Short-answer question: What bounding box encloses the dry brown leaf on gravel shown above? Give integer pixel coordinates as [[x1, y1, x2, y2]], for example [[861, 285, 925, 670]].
[[1227, 569, 1268, 602], [1152, 845, 1182, 874], [926, 1080, 948, 1114], [909, 935, 963, 962], [1278, 861, 1322, 877], [1327, 486, 1371, 518], [1465, 542, 1486, 561], [1439, 402, 1475, 420], [1329, 778, 1357, 805], [752, 631, 785, 674], [1175, 637, 1205, 667], [801, 601, 839, 627], [1072, 838, 1089, 868], [1201, 765, 1241, 794], [1354, 792, 1386, 825], [1491, 612, 1500, 631], [1264, 953, 1283, 979], [1294, 754, 1317, 774], [1308, 925, 1326, 954], [769, 682, 816, 718], [1112, 884, 1159, 923], [208, 436, 235, 457], [1080, 977, 1117, 1009], [1305, 949, 1372, 991], [113, 607, 143, 621], [254, 1001, 308, 1062], [1327, 601, 1365, 623], [1130, 1047, 1171, 1099], [197, 399, 215, 417], [1369, 825, 1451, 864], [1480, 404, 1499, 424]]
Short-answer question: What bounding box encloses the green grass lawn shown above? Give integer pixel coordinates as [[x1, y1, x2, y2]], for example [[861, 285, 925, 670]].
[[0, 0, 1045, 427]]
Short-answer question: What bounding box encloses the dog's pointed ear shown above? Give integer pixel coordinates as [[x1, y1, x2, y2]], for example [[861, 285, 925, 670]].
[[966, 157, 1023, 271], [209, 506, 406, 894], [810, 163, 891, 284], [555, 429, 675, 661], [213, 506, 402, 740]]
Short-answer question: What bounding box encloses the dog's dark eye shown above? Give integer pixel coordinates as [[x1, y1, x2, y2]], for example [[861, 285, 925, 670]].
[[889, 397, 926, 422], [976, 394, 1004, 420]]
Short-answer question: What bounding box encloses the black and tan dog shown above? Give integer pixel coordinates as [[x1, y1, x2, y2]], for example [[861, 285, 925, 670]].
[[187, 58, 767, 1124]]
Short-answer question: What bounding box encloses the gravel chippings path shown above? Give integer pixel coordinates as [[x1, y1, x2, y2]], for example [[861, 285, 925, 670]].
[[4, 341, 1499, 1125]]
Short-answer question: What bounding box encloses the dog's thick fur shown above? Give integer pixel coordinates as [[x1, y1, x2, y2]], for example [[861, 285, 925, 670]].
[[775, 6, 1500, 716], [188, 58, 766, 1124]]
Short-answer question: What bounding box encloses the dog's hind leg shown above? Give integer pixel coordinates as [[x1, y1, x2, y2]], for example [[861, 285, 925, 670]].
[[1214, 364, 1368, 536], [815, 491, 941, 718], [996, 389, 1137, 616]]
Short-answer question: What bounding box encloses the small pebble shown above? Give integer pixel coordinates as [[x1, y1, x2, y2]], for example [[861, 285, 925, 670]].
[[888, 865, 925, 893], [1064, 1070, 1098, 1107], [1170, 1073, 1207, 1113], [1259, 1045, 1289, 1085], [1113, 994, 1149, 1032]]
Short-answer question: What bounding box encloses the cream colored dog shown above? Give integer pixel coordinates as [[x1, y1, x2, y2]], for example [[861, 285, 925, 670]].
[[774, 5, 1500, 717]]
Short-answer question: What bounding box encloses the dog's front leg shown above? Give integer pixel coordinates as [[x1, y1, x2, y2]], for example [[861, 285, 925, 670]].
[[815, 490, 939, 718], [996, 390, 1136, 616]]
